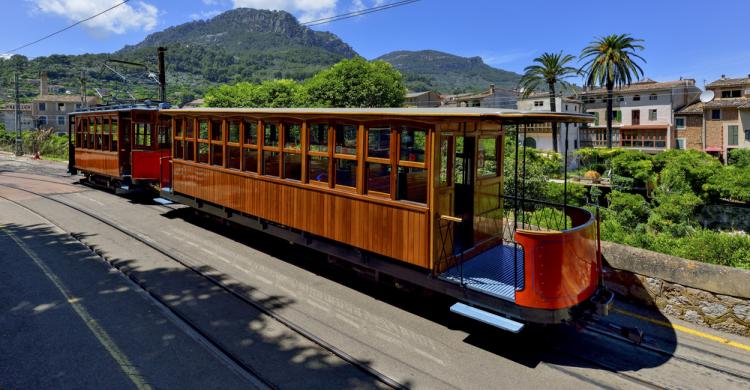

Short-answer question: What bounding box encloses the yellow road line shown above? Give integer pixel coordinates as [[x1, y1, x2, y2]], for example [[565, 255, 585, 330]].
[[1, 225, 152, 390], [613, 307, 750, 353]]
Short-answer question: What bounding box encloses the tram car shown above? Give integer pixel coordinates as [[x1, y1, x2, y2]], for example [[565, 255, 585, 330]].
[[157, 107, 614, 332], [67, 105, 172, 192]]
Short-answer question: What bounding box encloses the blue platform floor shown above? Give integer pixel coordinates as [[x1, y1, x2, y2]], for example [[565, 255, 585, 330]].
[[439, 244, 524, 302]]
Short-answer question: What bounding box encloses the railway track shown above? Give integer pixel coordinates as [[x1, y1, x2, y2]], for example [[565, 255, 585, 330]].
[[0, 182, 407, 390], [1, 175, 748, 389]]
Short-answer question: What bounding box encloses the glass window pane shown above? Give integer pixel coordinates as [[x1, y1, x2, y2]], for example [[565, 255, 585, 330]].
[[228, 121, 240, 143], [335, 124, 357, 155], [309, 156, 329, 183], [400, 127, 426, 162], [243, 148, 258, 172], [284, 123, 301, 150], [198, 120, 208, 139], [397, 167, 428, 204], [264, 122, 279, 147], [367, 163, 391, 194], [211, 120, 223, 141], [175, 119, 183, 138], [244, 120, 257, 144], [211, 144, 223, 166], [185, 118, 195, 138], [197, 143, 209, 163], [335, 159, 357, 187], [227, 146, 240, 169], [174, 140, 184, 160], [477, 137, 499, 177], [368, 127, 390, 158], [263, 151, 280, 176], [439, 137, 450, 185], [186, 141, 195, 161], [309, 123, 328, 152], [284, 153, 301, 180]]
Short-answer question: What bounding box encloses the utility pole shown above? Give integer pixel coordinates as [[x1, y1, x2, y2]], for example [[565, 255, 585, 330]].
[[80, 69, 87, 108], [14, 65, 22, 156], [157, 47, 166, 103]]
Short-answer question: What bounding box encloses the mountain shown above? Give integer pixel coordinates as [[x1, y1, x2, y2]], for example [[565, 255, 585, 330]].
[[377, 50, 521, 93]]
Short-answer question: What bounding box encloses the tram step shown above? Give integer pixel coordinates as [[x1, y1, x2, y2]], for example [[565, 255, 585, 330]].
[[450, 302, 524, 333], [153, 197, 174, 205]]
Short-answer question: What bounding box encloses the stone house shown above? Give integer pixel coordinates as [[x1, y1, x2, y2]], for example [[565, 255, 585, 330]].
[[516, 92, 583, 168], [404, 91, 441, 108]]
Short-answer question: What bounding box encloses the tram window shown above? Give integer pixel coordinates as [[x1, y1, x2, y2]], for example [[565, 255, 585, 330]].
[[308, 156, 329, 183], [228, 121, 240, 143], [211, 144, 223, 166], [174, 140, 184, 160], [101, 118, 111, 151], [175, 119, 183, 138], [243, 148, 258, 172], [477, 137, 499, 177], [309, 123, 328, 152], [263, 151, 280, 177], [397, 167, 428, 204], [284, 153, 302, 181], [198, 120, 208, 140], [367, 163, 391, 194], [96, 117, 103, 149], [227, 146, 240, 170], [400, 127, 426, 163], [335, 125, 357, 155], [134, 123, 152, 147], [264, 123, 279, 147], [335, 159, 357, 188], [111, 119, 119, 150], [185, 118, 195, 138], [284, 123, 301, 150], [211, 120, 223, 141], [158, 123, 171, 148], [439, 136, 452, 186], [244, 120, 257, 144], [185, 141, 195, 161], [197, 143, 209, 164], [367, 127, 390, 158], [88, 120, 95, 148]]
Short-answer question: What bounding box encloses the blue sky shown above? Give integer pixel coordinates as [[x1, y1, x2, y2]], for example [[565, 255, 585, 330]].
[[1, 0, 749, 87]]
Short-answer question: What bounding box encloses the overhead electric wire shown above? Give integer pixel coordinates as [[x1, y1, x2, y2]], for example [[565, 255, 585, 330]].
[[5, 0, 132, 54], [302, 0, 420, 27]]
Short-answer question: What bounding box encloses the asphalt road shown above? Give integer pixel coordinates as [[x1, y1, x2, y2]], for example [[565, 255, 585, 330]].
[[1, 153, 749, 389]]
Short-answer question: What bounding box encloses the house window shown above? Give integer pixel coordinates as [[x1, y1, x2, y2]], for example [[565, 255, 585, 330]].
[[75, 103, 82, 110], [711, 109, 721, 120], [649, 109, 657, 121], [675, 117, 686, 129], [676, 138, 686, 149], [565, 104, 569, 111], [38, 116, 47, 126], [534, 101, 544, 107], [649, 94, 657, 101], [57, 103, 65, 112], [633, 95, 641, 101], [745, 129, 750, 141], [57, 116, 65, 125], [611, 110, 622, 122], [721, 90, 742, 98], [617, 96, 624, 102], [728, 125, 739, 145], [38, 103, 46, 111]]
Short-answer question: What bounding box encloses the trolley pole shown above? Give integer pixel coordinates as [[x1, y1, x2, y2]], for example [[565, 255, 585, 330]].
[[157, 47, 166, 103], [14, 67, 23, 156]]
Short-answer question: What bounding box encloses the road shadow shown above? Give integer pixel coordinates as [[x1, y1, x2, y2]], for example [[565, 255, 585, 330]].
[[0, 222, 394, 390], [161, 207, 679, 374]]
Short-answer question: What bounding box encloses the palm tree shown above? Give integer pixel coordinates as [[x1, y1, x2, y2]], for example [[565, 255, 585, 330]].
[[519, 52, 579, 153], [580, 34, 645, 148]]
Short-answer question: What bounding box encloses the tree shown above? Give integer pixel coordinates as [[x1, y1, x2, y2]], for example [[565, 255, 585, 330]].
[[519, 52, 579, 152], [580, 34, 645, 148], [304, 57, 405, 107], [204, 79, 307, 108]]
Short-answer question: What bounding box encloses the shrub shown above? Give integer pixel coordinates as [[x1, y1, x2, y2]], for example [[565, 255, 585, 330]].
[[606, 190, 650, 227], [648, 191, 703, 236], [610, 150, 654, 187], [728, 148, 750, 168], [544, 182, 588, 206]]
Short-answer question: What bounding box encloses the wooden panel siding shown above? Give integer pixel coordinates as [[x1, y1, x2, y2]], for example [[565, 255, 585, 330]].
[[75, 149, 120, 178], [173, 160, 430, 267]]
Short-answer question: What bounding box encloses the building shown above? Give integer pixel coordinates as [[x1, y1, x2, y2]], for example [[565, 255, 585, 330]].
[[1, 103, 34, 132], [517, 92, 583, 168], [676, 74, 750, 161], [442, 84, 518, 109], [183, 98, 205, 108], [404, 91, 441, 107], [578, 78, 701, 152], [31, 73, 99, 135]]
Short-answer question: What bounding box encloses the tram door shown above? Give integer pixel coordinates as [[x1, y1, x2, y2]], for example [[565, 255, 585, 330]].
[[454, 136, 475, 251], [120, 118, 132, 176]]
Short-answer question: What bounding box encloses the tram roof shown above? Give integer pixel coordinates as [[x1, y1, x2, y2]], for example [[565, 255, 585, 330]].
[[161, 107, 594, 123]]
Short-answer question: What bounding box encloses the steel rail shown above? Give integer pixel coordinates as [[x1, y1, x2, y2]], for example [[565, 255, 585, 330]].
[[0, 182, 407, 390]]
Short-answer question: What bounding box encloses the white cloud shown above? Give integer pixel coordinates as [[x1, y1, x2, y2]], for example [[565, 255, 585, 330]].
[[232, 0, 338, 22], [1, 53, 12, 60], [30, 0, 159, 35]]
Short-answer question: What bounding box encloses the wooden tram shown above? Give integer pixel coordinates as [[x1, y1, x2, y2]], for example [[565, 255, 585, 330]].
[[68, 105, 172, 192], [159, 107, 612, 332]]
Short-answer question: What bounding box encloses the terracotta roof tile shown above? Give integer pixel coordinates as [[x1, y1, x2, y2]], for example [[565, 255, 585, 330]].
[[579, 79, 696, 95], [706, 77, 750, 88]]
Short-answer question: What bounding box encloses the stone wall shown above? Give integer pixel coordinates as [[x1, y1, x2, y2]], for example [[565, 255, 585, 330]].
[[701, 204, 750, 232], [602, 241, 750, 337]]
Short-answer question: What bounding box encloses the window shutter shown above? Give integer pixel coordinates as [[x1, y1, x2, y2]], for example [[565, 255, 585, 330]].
[[729, 126, 739, 145]]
